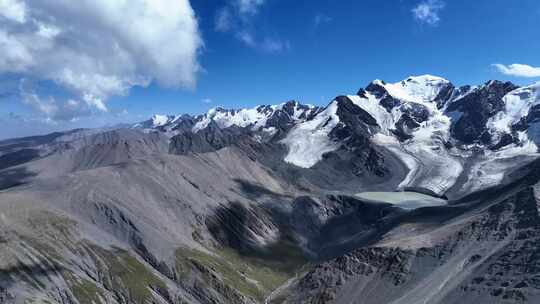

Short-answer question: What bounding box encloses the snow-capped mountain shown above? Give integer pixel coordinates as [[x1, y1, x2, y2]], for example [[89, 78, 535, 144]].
[[136, 75, 540, 198], [192, 102, 321, 133], [133, 114, 177, 128], [4, 75, 540, 304], [134, 100, 321, 138]]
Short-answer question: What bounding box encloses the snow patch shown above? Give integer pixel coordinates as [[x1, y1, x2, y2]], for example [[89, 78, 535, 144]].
[[348, 94, 396, 134], [192, 107, 268, 132], [382, 75, 450, 103], [487, 83, 540, 146], [192, 102, 318, 133], [151, 114, 171, 127], [281, 101, 340, 168], [487, 85, 538, 133]]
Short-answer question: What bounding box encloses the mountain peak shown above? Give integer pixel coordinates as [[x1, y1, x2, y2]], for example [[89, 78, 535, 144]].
[[404, 74, 449, 83], [150, 114, 174, 127], [364, 75, 451, 104]]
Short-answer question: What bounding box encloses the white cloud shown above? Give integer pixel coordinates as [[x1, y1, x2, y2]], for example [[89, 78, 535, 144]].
[[235, 31, 289, 53], [0, 0, 203, 121], [236, 0, 265, 16], [261, 38, 290, 53], [19, 82, 92, 122], [412, 0, 445, 26], [202, 98, 213, 104], [215, 0, 288, 53], [237, 31, 256, 47], [215, 8, 233, 32], [215, 0, 265, 32], [492, 63, 540, 78], [314, 13, 332, 28], [21, 92, 58, 118], [0, 0, 27, 23]]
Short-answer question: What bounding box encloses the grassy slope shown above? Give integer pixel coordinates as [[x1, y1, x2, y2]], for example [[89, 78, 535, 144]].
[[176, 239, 309, 302]]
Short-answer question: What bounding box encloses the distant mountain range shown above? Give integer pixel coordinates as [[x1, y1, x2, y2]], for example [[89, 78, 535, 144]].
[[133, 75, 540, 198], [1, 75, 540, 304]]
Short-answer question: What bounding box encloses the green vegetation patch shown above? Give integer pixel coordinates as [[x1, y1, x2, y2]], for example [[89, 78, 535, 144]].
[[176, 239, 309, 302], [64, 275, 102, 304], [89, 246, 167, 303]]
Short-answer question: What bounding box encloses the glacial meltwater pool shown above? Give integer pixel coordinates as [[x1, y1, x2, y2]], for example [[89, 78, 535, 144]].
[[355, 191, 446, 210]]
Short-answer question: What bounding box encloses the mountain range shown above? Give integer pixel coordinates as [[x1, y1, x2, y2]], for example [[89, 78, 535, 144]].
[[1, 75, 540, 304]]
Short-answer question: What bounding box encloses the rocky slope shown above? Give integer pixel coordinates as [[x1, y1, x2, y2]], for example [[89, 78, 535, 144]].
[[0, 76, 540, 303], [272, 158, 540, 304]]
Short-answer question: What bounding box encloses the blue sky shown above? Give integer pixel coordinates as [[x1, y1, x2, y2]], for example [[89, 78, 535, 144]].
[[1, 0, 540, 139]]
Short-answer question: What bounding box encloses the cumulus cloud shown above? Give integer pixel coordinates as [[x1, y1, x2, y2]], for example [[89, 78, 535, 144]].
[[412, 0, 445, 26], [201, 98, 213, 104], [0, 0, 203, 121], [492, 63, 540, 78]]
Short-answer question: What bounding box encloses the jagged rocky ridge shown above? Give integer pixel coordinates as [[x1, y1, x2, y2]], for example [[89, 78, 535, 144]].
[[136, 76, 540, 198], [0, 76, 540, 304]]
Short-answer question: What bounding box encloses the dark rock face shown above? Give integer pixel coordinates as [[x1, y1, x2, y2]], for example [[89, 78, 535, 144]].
[[329, 96, 388, 177], [433, 82, 456, 109], [264, 107, 295, 131], [401, 102, 430, 124], [513, 104, 540, 133], [392, 103, 432, 142], [169, 123, 250, 155], [306, 195, 399, 258], [206, 201, 278, 252], [379, 94, 403, 113], [393, 114, 420, 141], [296, 247, 413, 302], [170, 115, 197, 133], [490, 133, 517, 150], [282, 100, 321, 120], [334, 95, 378, 127], [446, 81, 519, 144], [525, 104, 540, 125], [363, 82, 402, 112], [452, 187, 540, 303], [364, 81, 387, 98], [263, 100, 321, 132], [391, 102, 431, 141]]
